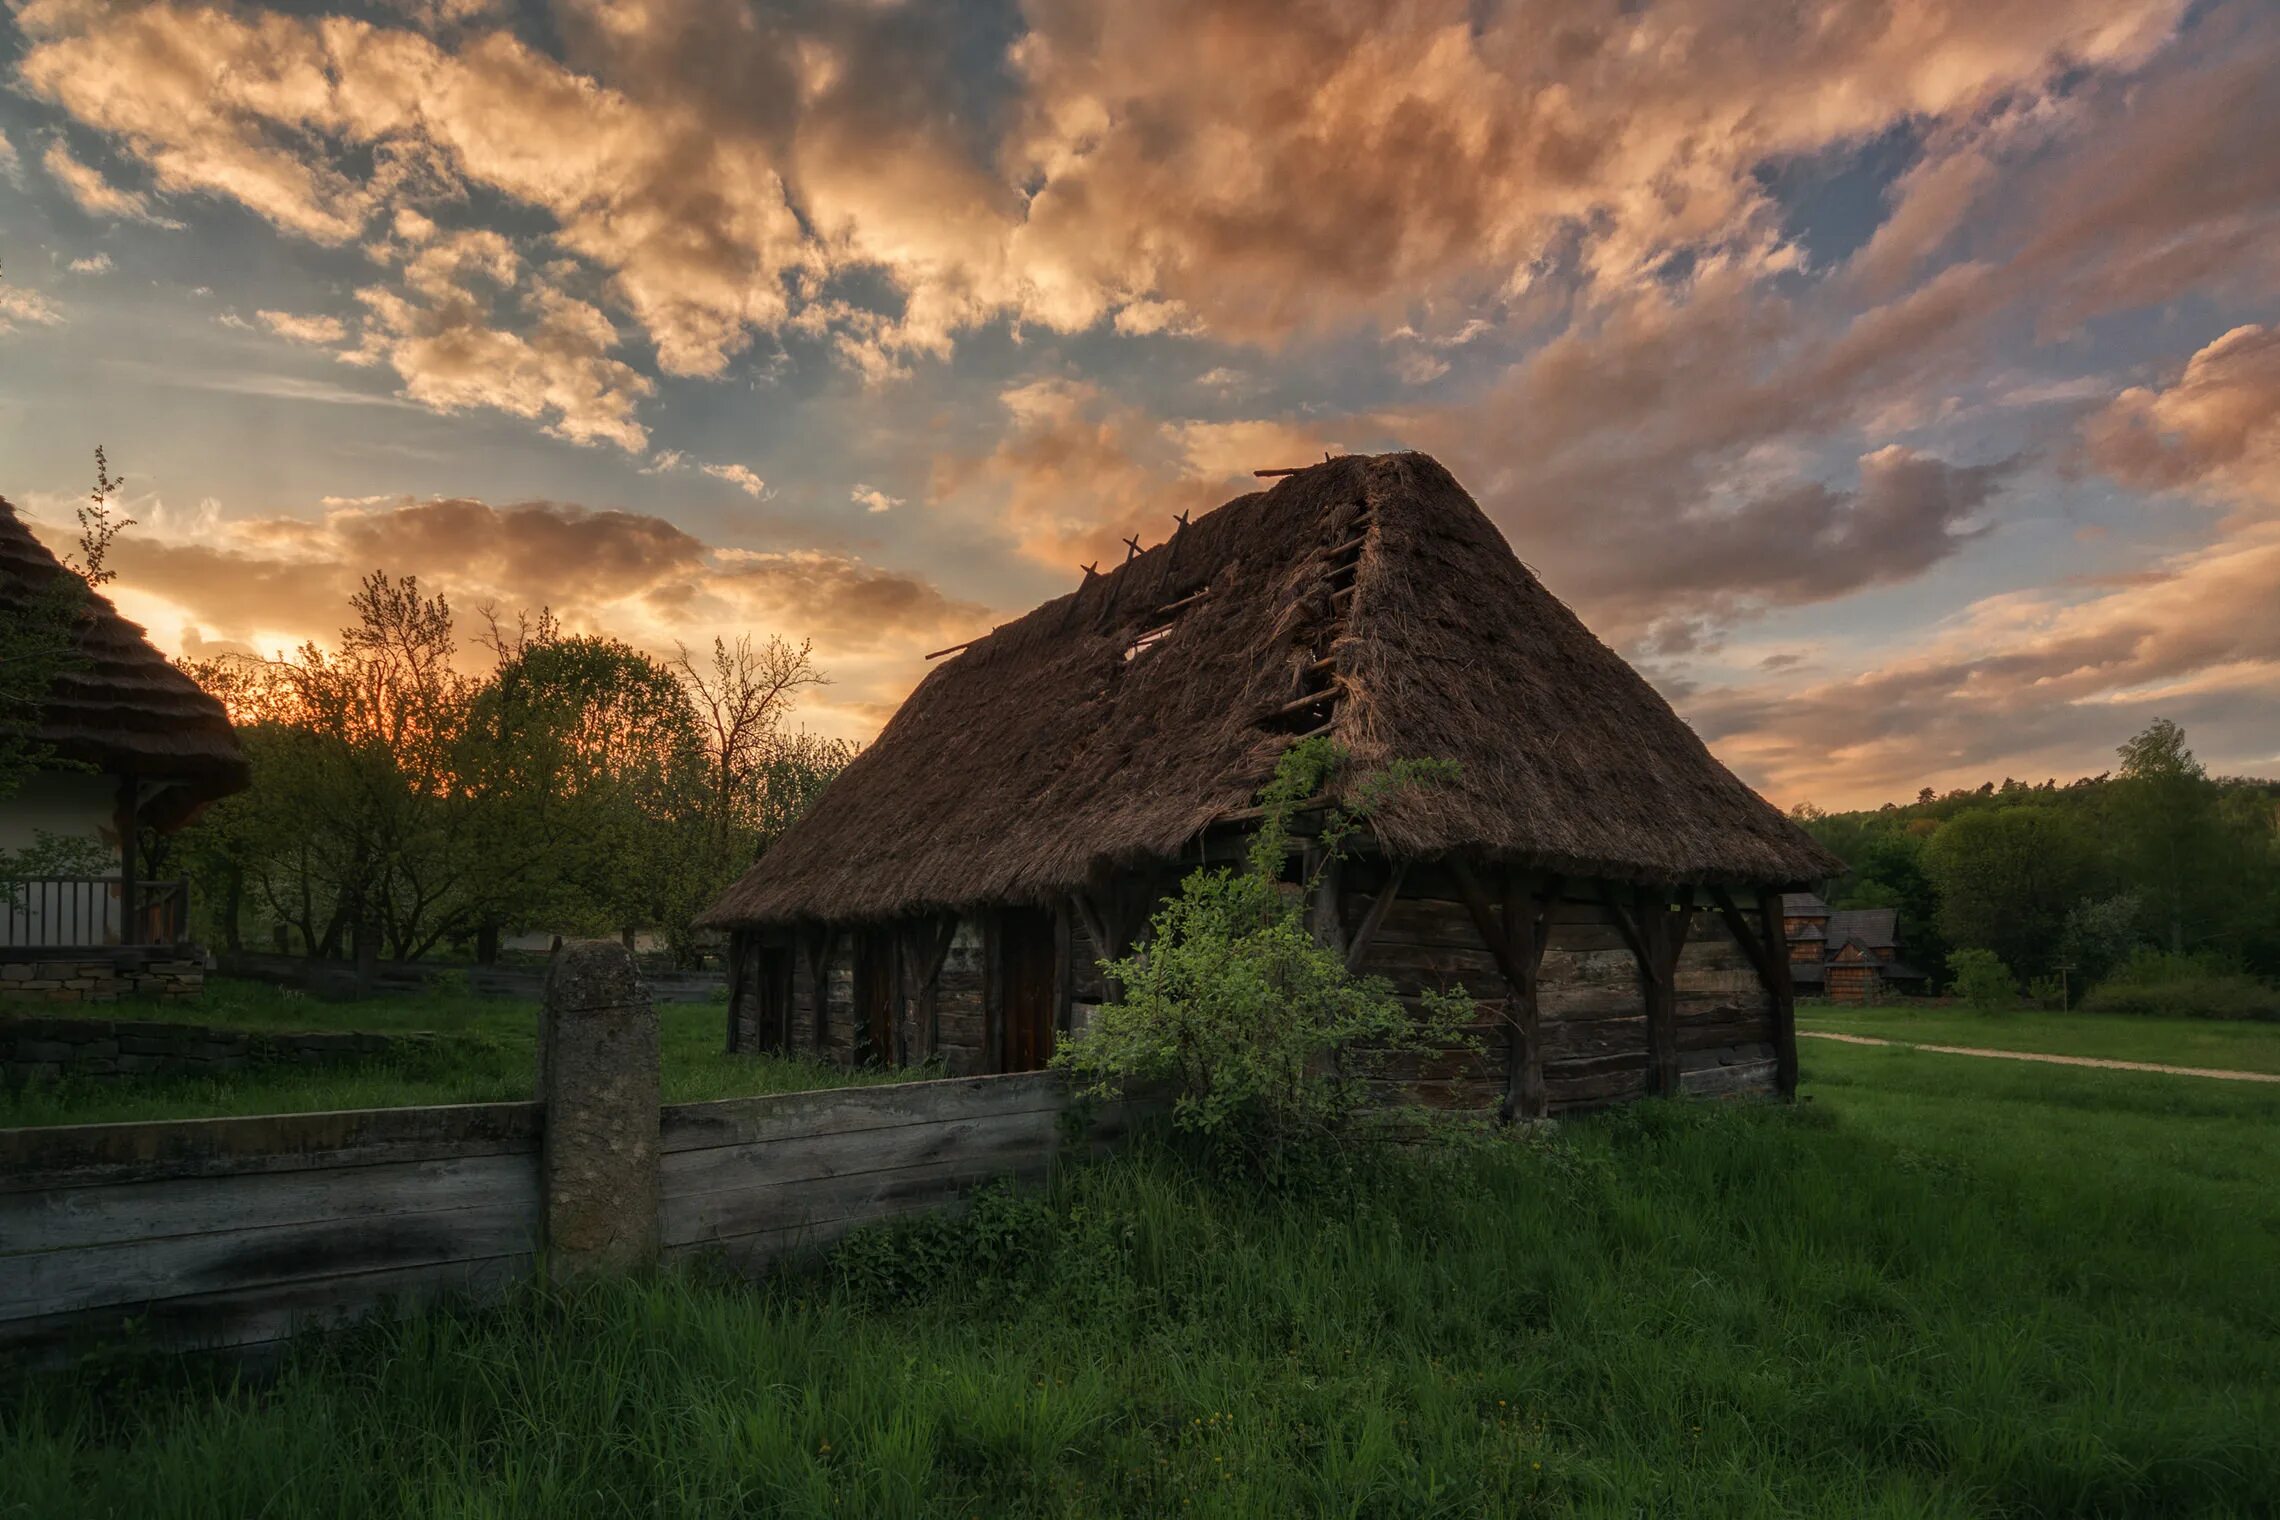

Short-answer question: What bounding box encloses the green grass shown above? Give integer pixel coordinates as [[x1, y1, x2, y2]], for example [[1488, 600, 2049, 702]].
[[6, 1042, 2275, 1517], [1798, 1002, 2280, 1075], [0, 977, 909, 1127]]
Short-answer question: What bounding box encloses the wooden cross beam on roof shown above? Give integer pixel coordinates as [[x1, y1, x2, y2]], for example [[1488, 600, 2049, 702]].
[[1123, 533, 1144, 562]]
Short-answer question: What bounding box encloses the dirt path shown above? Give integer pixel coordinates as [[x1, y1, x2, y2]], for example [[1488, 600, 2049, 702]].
[[1799, 1029, 2280, 1084]]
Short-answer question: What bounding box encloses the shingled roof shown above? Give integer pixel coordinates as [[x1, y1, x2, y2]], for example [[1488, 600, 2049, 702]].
[[1, 498, 249, 817], [704, 452, 1838, 928]]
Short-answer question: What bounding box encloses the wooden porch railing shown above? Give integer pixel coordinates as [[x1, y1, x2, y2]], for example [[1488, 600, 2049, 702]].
[[0, 878, 189, 950]]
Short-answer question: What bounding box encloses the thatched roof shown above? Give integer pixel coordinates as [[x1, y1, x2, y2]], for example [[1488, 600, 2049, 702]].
[[1, 498, 250, 815], [704, 452, 1838, 928]]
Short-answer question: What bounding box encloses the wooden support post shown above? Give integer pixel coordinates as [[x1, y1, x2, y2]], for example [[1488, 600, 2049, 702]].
[[1505, 870, 1561, 1122], [1448, 860, 1560, 1122], [1629, 889, 1690, 1099], [802, 925, 838, 1057], [724, 929, 748, 1054], [982, 911, 1005, 1075], [538, 940, 659, 1278], [1053, 900, 1075, 1034], [890, 928, 910, 1067], [899, 915, 959, 1065], [1758, 889, 1799, 1099], [114, 775, 140, 947]]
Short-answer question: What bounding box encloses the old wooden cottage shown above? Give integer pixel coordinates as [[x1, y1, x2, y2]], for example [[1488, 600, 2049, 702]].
[[1781, 893, 1929, 1003], [700, 453, 1840, 1116], [1, 498, 249, 999]]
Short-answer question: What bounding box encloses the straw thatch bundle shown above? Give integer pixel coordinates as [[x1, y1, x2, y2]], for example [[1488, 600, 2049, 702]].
[[705, 452, 1836, 928], [1, 498, 249, 817]]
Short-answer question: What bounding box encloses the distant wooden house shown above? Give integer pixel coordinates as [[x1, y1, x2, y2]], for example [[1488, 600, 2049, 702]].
[[1, 499, 248, 1000], [1780, 893, 1929, 1002], [701, 454, 1840, 1117]]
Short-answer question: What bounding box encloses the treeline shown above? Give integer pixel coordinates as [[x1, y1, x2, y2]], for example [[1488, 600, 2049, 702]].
[[1795, 720, 2280, 1015], [161, 572, 853, 966]]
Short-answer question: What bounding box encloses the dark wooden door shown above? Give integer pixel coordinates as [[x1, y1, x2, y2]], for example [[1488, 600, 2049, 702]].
[[1000, 906, 1058, 1072], [854, 930, 898, 1065]]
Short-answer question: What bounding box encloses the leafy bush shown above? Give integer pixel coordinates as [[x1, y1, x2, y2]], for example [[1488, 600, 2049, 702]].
[[2081, 949, 2279, 1021], [1947, 948, 2017, 1011], [1054, 739, 1476, 1178]]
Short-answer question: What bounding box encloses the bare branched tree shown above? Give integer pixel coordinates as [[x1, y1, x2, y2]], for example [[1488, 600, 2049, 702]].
[[673, 634, 828, 841]]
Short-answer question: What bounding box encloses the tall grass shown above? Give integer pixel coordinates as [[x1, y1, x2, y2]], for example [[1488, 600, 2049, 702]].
[[7, 1042, 2275, 1517]]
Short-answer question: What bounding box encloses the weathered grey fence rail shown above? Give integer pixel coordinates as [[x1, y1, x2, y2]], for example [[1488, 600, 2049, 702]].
[[1, 944, 1139, 1364]]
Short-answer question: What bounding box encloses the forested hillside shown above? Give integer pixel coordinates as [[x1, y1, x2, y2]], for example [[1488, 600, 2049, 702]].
[[1791, 721, 2280, 1014]]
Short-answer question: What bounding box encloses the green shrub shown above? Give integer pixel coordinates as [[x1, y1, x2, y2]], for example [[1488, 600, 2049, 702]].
[[2081, 949, 2279, 1021], [1054, 739, 1476, 1178], [1947, 948, 2017, 1011]]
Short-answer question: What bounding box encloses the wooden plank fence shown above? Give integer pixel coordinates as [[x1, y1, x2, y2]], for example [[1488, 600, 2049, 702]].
[[1, 943, 1140, 1364]]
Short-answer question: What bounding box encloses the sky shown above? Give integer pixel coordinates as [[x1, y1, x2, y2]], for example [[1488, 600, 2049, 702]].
[[2, 0, 2277, 811]]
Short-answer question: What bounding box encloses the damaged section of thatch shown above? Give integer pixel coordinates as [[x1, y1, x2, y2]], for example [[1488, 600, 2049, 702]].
[[703, 452, 1837, 929], [1, 498, 250, 812]]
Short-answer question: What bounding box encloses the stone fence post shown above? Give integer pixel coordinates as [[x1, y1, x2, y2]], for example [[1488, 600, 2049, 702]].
[[538, 939, 660, 1278]]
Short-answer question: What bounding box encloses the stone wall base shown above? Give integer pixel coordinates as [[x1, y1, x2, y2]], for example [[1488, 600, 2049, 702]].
[[0, 952, 205, 1006]]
